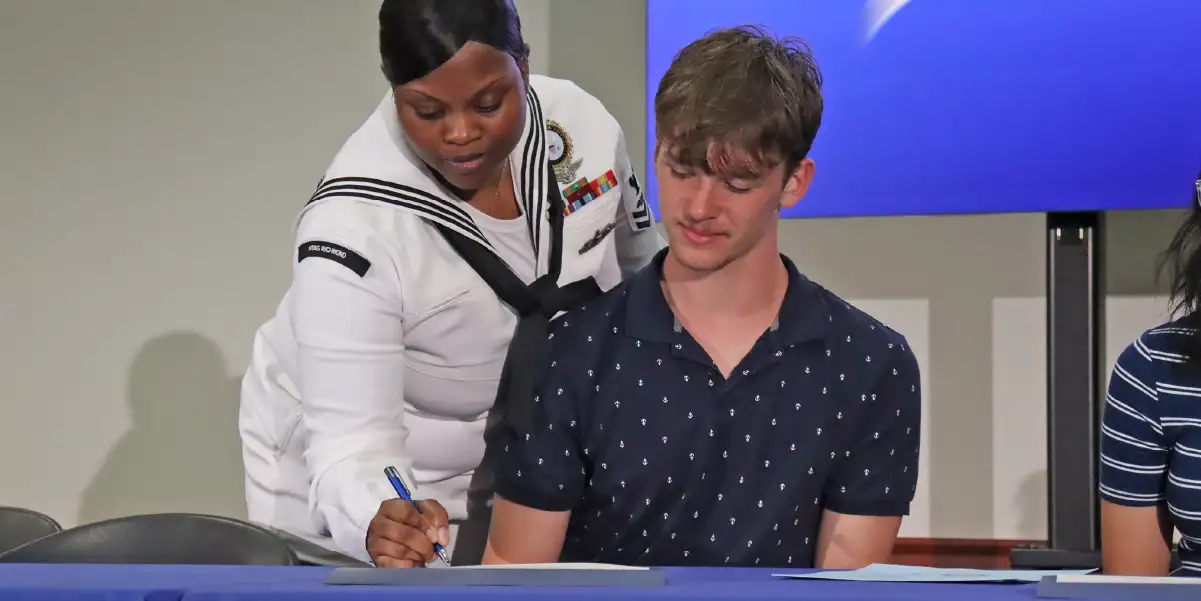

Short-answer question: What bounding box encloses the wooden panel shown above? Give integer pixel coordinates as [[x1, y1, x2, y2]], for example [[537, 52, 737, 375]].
[[889, 538, 1042, 569]]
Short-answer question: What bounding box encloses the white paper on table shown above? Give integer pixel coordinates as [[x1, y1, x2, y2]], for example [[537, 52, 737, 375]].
[[773, 563, 1095, 583], [453, 563, 648, 571], [1051, 574, 1201, 586]]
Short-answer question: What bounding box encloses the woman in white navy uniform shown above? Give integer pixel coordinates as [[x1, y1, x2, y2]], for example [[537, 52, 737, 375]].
[[238, 0, 662, 567]]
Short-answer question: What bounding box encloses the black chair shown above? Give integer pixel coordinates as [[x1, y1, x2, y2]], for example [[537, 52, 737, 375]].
[[0, 513, 298, 566], [0, 507, 62, 555], [262, 526, 370, 567]]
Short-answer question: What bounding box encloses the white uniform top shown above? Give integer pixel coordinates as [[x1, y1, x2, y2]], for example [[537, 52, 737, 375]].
[[238, 74, 664, 562]]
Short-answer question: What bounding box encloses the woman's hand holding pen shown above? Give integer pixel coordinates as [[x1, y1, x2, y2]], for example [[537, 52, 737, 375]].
[[366, 498, 451, 568]]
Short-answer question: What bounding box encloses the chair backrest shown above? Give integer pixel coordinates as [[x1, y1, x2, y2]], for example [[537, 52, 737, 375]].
[[0, 513, 298, 566], [0, 507, 62, 555], [262, 526, 369, 567]]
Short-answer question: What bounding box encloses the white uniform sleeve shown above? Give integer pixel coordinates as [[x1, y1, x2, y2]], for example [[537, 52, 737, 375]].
[[289, 212, 407, 562], [612, 124, 666, 276]]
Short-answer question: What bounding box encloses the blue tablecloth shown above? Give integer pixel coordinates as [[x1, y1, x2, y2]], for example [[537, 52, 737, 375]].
[[0, 564, 302, 601], [0, 564, 1056, 601]]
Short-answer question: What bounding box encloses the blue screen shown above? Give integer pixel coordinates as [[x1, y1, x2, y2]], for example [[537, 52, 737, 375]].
[[646, 0, 1201, 218]]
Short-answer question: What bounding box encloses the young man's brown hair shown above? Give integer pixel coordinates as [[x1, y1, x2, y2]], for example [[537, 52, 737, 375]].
[[653, 25, 824, 181]]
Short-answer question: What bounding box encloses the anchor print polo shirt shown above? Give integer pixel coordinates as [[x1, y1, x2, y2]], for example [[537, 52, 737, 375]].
[[493, 248, 922, 567]]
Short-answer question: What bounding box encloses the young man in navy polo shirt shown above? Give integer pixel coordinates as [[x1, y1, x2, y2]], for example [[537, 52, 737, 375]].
[[482, 25, 922, 568]]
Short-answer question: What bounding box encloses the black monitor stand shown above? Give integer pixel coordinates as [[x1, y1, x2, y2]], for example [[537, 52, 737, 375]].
[[1009, 211, 1106, 571]]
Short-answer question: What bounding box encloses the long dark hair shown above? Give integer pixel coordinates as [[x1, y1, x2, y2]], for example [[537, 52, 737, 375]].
[[1159, 170, 1201, 360], [378, 0, 528, 87]]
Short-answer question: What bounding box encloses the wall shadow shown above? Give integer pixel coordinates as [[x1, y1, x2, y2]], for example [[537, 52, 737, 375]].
[[77, 331, 246, 524]]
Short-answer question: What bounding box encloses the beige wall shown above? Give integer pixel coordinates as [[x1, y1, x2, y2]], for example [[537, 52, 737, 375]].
[[0, 0, 1184, 540]]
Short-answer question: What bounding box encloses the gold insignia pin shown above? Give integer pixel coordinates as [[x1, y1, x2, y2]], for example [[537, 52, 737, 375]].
[[546, 120, 582, 183]]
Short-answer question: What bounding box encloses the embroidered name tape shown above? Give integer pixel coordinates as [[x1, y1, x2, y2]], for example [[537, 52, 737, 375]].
[[297, 240, 371, 277], [563, 170, 618, 216]]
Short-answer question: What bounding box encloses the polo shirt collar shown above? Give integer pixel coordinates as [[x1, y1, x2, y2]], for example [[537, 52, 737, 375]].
[[624, 248, 827, 348]]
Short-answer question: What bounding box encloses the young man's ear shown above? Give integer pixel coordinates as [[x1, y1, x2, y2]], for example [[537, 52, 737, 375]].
[[779, 158, 815, 210]]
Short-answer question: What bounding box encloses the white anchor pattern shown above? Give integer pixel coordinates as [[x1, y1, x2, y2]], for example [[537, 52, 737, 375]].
[[492, 253, 921, 568]]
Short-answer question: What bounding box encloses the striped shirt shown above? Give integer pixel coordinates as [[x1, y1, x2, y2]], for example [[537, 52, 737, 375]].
[[1100, 321, 1201, 576]]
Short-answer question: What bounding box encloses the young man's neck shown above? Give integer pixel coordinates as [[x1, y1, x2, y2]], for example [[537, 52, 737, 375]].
[[661, 238, 789, 324]]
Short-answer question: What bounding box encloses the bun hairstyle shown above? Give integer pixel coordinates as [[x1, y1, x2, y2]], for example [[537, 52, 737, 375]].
[[378, 0, 529, 86]]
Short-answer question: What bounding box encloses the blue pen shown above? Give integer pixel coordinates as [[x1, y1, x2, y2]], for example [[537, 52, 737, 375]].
[[384, 465, 451, 565]]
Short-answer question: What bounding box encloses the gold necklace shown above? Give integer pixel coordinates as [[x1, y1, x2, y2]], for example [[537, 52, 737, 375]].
[[492, 158, 509, 207], [488, 158, 511, 215]]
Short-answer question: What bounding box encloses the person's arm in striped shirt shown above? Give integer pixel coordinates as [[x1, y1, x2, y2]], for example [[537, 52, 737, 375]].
[[1098, 335, 1174, 576]]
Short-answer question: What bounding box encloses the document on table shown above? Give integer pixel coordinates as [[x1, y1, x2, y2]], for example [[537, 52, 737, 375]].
[[327, 563, 663, 587], [1036, 573, 1201, 600], [1050, 574, 1201, 585], [773, 563, 1096, 583], [452, 563, 648, 571]]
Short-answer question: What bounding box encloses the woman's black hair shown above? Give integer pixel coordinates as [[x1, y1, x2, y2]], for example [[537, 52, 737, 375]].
[[379, 0, 529, 86], [1159, 168, 1201, 362]]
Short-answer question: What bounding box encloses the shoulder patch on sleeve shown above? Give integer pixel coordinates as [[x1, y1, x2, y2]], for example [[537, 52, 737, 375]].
[[297, 240, 371, 277], [625, 173, 652, 232]]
